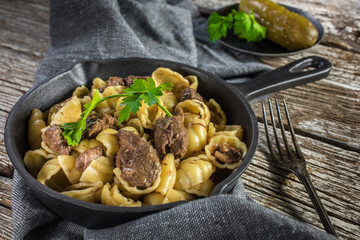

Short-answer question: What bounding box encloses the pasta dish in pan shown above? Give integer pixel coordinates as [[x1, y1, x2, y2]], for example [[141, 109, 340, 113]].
[[24, 67, 247, 206]]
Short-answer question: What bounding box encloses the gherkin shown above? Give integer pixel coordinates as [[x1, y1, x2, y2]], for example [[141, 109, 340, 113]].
[[239, 0, 318, 50]]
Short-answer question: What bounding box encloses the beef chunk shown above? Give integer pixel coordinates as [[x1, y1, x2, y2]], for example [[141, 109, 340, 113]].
[[85, 113, 119, 138], [106, 76, 126, 87], [76, 146, 103, 171], [116, 130, 161, 189], [154, 109, 189, 159], [123, 75, 149, 87], [214, 144, 242, 164], [104, 75, 150, 89], [180, 88, 204, 102], [42, 124, 70, 155]]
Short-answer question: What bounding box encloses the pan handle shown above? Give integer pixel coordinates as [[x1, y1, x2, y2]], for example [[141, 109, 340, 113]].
[[229, 56, 331, 102]]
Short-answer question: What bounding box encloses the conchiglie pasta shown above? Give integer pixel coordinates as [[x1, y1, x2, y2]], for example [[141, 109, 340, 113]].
[[61, 181, 103, 203], [72, 85, 91, 106], [163, 189, 193, 204], [94, 85, 125, 115], [24, 148, 55, 176], [113, 168, 161, 195], [125, 118, 144, 136], [159, 91, 178, 114], [95, 129, 119, 157], [72, 139, 103, 155], [50, 97, 82, 125], [155, 154, 176, 196], [206, 99, 227, 125], [205, 134, 247, 170], [185, 75, 198, 90], [57, 155, 82, 184], [91, 77, 106, 90], [175, 99, 210, 127], [185, 118, 208, 157], [143, 193, 165, 206], [79, 156, 114, 183], [137, 101, 166, 130], [101, 183, 141, 207], [185, 179, 215, 197], [214, 124, 244, 140], [174, 157, 215, 191], [28, 109, 46, 150], [152, 67, 189, 97], [37, 158, 71, 192]]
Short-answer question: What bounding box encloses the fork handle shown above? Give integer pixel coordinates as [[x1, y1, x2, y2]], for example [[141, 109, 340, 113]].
[[293, 165, 338, 237]]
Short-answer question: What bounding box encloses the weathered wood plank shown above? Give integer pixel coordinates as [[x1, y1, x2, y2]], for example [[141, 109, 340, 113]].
[[0, 0, 49, 57], [0, 176, 12, 209], [0, 46, 44, 178], [242, 123, 360, 239], [0, 205, 12, 240]]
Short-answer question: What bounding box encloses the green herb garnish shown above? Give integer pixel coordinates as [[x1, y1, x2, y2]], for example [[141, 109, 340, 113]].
[[60, 77, 173, 146], [208, 9, 267, 43]]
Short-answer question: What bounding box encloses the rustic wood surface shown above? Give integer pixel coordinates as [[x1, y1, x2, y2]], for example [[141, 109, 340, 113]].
[[0, 0, 359, 239]]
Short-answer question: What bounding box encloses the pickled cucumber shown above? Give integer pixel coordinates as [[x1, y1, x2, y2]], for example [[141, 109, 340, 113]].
[[239, 0, 318, 50]]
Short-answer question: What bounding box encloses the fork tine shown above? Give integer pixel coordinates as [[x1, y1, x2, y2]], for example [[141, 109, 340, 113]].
[[262, 101, 280, 162], [283, 99, 305, 160], [268, 99, 285, 161], [275, 100, 295, 159]]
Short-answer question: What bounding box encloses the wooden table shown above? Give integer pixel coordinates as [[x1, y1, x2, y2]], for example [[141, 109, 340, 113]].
[[0, 0, 359, 239]]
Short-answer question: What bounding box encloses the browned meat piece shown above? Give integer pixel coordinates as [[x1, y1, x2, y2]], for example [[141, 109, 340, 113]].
[[76, 146, 103, 171], [214, 144, 242, 164], [85, 113, 119, 138], [42, 124, 70, 155], [105, 76, 125, 88], [154, 109, 189, 159], [122, 75, 150, 87], [104, 75, 150, 89], [180, 88, 204, 102], [116, 130, 161, 189]]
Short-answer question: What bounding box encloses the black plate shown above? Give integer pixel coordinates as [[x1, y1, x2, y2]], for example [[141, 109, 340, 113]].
[[216, 4, 324, 56]]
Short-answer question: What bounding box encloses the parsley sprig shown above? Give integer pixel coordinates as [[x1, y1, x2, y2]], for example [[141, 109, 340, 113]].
[[208, 9, 267, 43], [60, 77, 173, 146]]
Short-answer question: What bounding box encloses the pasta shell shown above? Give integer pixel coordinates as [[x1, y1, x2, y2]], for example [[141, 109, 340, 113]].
[[37, 158, 71, 192], [155, 154, 177, 196], [79, 156, 114, 183], [24, 148, 55, 177], [57, 155, 82, 184], [152, 67, 190, 97], [113, 167, 161, 195], [174, 157, 215, 191], [206, 99, 227, 125], [101, 183, 141, 207], [61, 181, 103, 203], [96, 128, 119, 158], [50, 96, 82, 125], [28, 109, 46, 150], [205, 135, 247, 170]]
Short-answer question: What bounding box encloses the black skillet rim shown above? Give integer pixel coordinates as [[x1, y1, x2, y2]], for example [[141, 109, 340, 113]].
[[5, 57, 258, 214]]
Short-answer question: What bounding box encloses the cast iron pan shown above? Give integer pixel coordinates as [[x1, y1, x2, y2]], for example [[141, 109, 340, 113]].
[[199, 4, 324, 56], [5, 56, 331, 228]]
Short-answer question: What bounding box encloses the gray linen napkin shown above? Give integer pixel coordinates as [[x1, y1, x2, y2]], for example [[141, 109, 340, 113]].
[[12, 0, 335, 239]]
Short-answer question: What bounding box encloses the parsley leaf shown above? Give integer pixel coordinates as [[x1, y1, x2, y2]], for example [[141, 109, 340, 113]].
[[60, 77, 173, 146], [208, 9, 267, 43], [208, 12, 234, 42]]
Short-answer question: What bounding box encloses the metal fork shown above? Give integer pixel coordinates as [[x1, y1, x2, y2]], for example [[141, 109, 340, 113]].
[[262, 99, 338, 237]]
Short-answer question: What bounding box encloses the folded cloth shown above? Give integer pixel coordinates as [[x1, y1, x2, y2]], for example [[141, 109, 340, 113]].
[[11, 0, 335, 239]]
